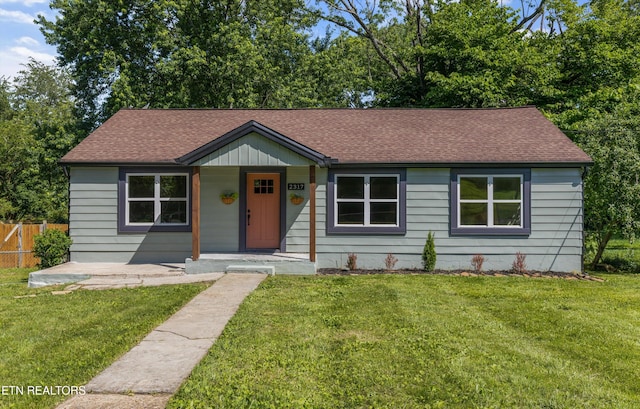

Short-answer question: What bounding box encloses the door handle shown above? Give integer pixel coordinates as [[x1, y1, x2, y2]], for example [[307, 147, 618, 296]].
[[247, 209, 251, 226]]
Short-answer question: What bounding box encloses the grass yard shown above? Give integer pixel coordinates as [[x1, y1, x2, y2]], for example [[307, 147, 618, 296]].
[[0, 268, 208, 409], [599, 236, 640, 272], [170, 274, 640, 409]]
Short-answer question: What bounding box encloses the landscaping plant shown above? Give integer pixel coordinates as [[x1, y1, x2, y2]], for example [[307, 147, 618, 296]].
[[33, 228, 72, 268], [422, 231, 436, 271], [471, 254, 485, 272], [512, 252, 527, 274], [346, 253, 357, 270], [384, 253, 398, 270]]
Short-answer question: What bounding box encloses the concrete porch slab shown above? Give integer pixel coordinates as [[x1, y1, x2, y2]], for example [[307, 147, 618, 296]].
[[27, 262, 222, 288], [186, 252, 316, 275]]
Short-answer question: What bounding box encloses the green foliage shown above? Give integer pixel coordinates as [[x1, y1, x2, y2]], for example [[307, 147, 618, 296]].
[[33, 229, 72, 268], [38, 0, 362, 124], [572, 111, 640, 267], [0, 60, 77, 222], [591, 235, 640, 274], [422, 231, 436, 271]]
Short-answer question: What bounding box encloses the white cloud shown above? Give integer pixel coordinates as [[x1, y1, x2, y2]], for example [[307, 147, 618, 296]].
[[0, 45, 55, 79], [0, 8, 35, 24], [10, 45, 55, 61], [16, 36, 39, 46]]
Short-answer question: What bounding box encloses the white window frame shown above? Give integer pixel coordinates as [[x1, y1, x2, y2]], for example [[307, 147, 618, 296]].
[[334, 174, 400, 227], [125, 173, 190, 226], [457, 174, 523, 228]]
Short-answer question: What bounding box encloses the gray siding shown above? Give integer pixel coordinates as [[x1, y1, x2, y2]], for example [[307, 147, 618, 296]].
[[200, 167, 240, 252], [285, 167, 311, 252], [68, 167, 191, 263], [68, 165, 584, 272], [192, 132, 316, 167], [316, 168, 584, 272]]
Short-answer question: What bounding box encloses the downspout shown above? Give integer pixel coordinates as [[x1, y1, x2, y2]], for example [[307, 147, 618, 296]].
[[581, 166, 590, 272]]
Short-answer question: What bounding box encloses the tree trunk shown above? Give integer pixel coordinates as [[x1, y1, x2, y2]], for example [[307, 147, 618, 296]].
[[590, 230, 613, 270]]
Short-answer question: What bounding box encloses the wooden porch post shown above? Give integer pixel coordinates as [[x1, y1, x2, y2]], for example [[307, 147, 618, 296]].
[[309, 165, 316, 262], [192, 166, 201, 261]]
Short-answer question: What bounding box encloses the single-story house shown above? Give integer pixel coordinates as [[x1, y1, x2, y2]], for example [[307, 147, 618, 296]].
[[60, 107, 592, 273]]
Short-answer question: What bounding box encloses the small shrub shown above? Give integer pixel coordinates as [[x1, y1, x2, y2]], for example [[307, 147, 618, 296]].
[[422, 232, 436, 271], [33, 229, 72, 268], [471, 254, 485, 272], [346, 253, 358, 270], [512, 252, 527, 274], [384, 253, 398, 270]]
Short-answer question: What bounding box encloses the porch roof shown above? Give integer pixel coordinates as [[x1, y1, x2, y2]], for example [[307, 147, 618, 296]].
[[60, 107, 592, 167]]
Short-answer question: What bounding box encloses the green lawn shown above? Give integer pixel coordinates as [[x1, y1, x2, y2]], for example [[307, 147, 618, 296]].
[[0, 268, 208, 409], [599, 236, 640, 272], [170, 274, 640, 409]]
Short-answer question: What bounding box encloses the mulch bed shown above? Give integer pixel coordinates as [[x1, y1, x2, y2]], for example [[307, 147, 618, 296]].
[[317, 268, 605, 282]]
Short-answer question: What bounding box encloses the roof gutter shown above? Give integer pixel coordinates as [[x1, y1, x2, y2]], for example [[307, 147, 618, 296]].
[[329, 160, 594, 169]]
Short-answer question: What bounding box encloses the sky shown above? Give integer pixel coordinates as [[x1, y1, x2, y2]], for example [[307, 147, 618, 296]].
[[0, 0, 57, 80]]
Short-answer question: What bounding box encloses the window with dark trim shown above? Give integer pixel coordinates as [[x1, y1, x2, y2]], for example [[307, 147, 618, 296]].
[[118, 168, 192, 233], [327, 169, 406, 234], [450, 169, 531, 235]]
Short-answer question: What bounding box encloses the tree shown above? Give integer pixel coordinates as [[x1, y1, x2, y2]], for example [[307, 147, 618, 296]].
[[0, 60, 77, 222], [0, 118, 36, 220], [542, 0, 640, 267], [38, 0, 360, 127], [315, 0, 582, 107], [572, 109, 640, 268], [550, 0, 640, 125]]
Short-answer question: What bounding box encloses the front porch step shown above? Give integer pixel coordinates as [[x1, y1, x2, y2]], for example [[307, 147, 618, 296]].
[[185, 253, 316, 275], [225, 265, 275, 275]]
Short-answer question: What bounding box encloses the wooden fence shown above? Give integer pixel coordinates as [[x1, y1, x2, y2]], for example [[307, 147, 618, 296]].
[[0, 223, 69, 268]]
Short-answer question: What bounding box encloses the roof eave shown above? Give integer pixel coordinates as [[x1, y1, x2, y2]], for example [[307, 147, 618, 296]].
[[329, 160, 593, 168], [59, 159, 183, 167]]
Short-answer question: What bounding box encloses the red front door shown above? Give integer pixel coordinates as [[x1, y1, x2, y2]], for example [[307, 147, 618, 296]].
[[246, 173, 281, 249]]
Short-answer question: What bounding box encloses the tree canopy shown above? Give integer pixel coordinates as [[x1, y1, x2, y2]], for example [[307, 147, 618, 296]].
[[37, 0, 365, 126], [2, 0, 635, 260], [0, 60, 78, 222]]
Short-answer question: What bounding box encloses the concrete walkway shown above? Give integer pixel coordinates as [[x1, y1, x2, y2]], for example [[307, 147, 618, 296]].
[[56, 273, 267, 409], [28, 262, 225, 289]]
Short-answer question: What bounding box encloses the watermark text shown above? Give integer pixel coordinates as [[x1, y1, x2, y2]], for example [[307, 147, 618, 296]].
[[1, 385, 86, 396]]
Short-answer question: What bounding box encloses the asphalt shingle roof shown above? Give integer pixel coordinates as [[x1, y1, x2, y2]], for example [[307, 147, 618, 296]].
[[60, 107, 592, 166]]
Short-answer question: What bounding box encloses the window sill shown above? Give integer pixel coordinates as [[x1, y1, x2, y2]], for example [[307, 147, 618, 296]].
[[118, 224, 192, 233], [450, 227, 531, 236], [328, 225, 406, 235]]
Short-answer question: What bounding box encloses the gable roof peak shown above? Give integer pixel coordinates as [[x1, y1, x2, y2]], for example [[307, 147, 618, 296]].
[[177, 119, 330, 166]]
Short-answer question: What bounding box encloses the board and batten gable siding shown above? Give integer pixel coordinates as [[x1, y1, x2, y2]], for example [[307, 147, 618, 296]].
[[190, 132, 317, 167], [315, 167, 583, 272], [68, 167, 192, 263]]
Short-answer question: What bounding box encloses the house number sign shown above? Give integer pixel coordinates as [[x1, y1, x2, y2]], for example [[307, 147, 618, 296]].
[[287, 183, 305, 191]]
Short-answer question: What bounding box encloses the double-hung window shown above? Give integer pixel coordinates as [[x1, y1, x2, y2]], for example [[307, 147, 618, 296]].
[[450, 169, 530, 235], [328, 169, 406, 234], [119, 168, 191, 232]]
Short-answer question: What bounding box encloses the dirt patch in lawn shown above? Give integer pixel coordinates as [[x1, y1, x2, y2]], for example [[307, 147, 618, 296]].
[[317, 268, 605, 282]]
